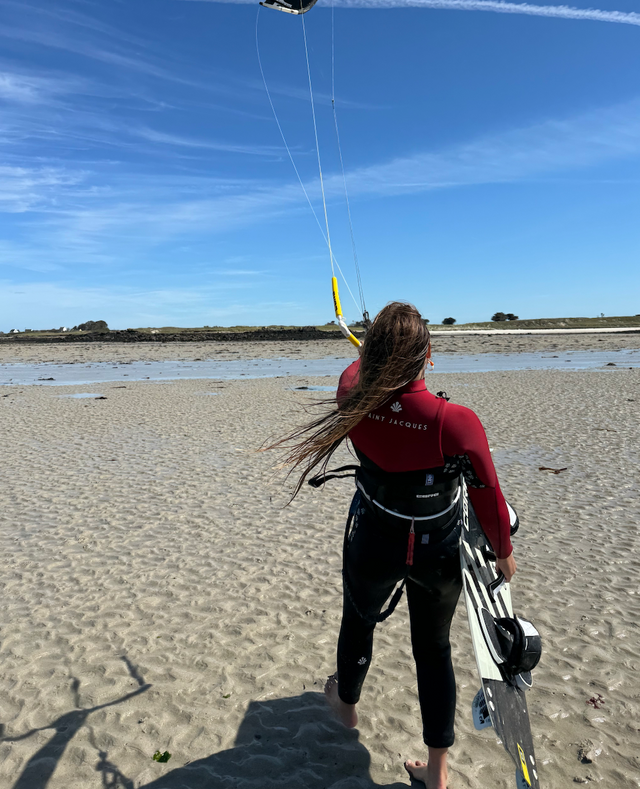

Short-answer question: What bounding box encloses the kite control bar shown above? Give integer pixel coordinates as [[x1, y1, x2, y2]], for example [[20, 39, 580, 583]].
[[332, 277, 361, 348]]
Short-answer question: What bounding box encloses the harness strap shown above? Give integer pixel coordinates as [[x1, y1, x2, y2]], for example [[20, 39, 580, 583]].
[[406, 520, 415, 566], [310, 465, 461, 526], [356, 480, 461, 523], [308, 465, 359, 488]]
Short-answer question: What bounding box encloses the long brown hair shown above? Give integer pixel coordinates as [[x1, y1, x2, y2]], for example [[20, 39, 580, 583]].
[[270, 302, 431, 498]]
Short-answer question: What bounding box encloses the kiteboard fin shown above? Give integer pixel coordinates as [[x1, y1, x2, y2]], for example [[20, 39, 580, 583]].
[[515, 670, 533, 692], [259, 0, 319, 14]]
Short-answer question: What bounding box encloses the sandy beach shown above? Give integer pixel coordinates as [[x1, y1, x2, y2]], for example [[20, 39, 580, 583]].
[[1, 339, 639, 788]]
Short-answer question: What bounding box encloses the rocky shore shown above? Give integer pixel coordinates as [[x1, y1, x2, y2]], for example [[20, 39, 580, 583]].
[[0, 327, 353, 345]]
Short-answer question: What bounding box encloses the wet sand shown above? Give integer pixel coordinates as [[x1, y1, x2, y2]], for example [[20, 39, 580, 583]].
[[0, 343, 639, 788], [2, 330, 640, 366]]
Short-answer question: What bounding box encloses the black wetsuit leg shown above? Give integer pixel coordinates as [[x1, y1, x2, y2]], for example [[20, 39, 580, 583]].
[[336, 498, 407, 705], [405, 529, 462, 748], [336, 495, 462, 748]]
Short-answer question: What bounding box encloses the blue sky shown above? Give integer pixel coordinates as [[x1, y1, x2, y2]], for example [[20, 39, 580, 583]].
[[1, 0, 639, 330]]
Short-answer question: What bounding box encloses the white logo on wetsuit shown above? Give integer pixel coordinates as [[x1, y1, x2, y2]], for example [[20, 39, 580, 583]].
[[390, 402, 402, 413], [357, 657, 367, 665]]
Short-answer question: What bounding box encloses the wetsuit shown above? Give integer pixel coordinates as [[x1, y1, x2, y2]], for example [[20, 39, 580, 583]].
[[335, 360, 512, 748]]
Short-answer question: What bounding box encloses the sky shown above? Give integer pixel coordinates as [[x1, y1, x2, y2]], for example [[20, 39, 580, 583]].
[[0, 0, 639, 331]]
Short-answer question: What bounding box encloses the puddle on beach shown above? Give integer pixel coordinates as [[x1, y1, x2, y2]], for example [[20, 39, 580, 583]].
[[1, 349, 639, 387], [57, 393, 105, 399], [492, 445, 559, 469]]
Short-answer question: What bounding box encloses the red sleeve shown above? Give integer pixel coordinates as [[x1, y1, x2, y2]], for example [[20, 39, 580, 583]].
[[337, 360, 360, 405], [442, 404, 513, 559]]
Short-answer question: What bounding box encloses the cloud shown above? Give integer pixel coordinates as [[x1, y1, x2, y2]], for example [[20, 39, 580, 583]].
[[0, 73, 45, 103], [331, 98, 640, 197], [0, 21, 177, 82], [133, 127, 286, 156], [0, 1, 193, 86], [3, 96, 640, 271], [62, 96, 640, 238], [0, 68, 134, 112], [0, 0, 152, 47], [188, 0, 640, 29], [337, 0, 640, 28], [0, 90, 283, 171], [0, 165, 87, 213]]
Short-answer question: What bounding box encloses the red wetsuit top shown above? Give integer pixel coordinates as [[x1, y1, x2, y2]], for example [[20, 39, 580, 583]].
[[338, 360, 513, 559]]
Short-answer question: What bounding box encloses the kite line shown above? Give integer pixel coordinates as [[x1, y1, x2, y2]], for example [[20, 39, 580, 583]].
[[255, 5, 369, 345]]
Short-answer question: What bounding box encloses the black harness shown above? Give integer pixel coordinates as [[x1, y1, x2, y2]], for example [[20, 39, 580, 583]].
[[308, 464, 463, 624]]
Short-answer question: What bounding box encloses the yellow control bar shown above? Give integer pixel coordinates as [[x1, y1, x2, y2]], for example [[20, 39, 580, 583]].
[[332, 276, 361, 348]]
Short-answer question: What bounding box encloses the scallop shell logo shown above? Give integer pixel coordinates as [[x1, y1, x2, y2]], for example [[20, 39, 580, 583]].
[[390, 401, 402, 413]]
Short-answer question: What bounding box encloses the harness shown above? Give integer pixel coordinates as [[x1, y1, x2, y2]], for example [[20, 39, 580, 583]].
[[308, 463, 463, 624]]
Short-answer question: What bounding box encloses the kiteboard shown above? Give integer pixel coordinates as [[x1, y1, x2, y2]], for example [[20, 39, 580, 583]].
[[460, 483, 541, 789]]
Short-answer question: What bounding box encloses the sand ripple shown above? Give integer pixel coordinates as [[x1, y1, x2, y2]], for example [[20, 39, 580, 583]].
[[1, 367, 639, 787]]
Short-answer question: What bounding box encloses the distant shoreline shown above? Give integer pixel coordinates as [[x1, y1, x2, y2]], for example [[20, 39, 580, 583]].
[[430, 327, 640, 336], [2, 325, 640, 344], [0, 327, 353, 344]]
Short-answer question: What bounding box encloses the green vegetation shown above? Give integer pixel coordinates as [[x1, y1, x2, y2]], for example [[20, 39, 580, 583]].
[[428, 315, 640, 331]]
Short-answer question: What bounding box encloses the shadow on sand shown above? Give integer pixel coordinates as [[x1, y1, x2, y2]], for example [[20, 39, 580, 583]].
[[0, 656, 150, 789], [3, 674, 409, 789], [137, 691, 409, 789]]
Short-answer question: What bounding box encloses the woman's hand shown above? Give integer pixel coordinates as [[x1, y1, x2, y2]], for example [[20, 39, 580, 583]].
[[496, 552, 517, 582]]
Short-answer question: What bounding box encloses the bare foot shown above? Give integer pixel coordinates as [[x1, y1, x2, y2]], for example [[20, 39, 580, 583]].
[[324, 674, 358, 728], [404, 758, 448, 789]]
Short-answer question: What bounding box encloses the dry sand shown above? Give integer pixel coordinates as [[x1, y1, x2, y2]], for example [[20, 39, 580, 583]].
[[0, 341, 639, 788]]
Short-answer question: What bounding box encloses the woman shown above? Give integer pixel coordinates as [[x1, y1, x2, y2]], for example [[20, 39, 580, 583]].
[[277, 302, 516, 789]]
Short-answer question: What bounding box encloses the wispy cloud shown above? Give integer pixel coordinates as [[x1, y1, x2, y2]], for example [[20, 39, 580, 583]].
[[2, 2, 639, 278], [3, 95, 639, 270], [0, 67, 135, 107], [0, 72, 46, 103], [190, 0, 640, 28], [134, 127, 286, 156], [0, 0, 153, 47], [0, 22, 170, 81], [0, 77, 285, 168], [332, 98, 640, 197], [339, 0, 640, 28], [0, 1, 198, 86], [0, 165, 87, 213]]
